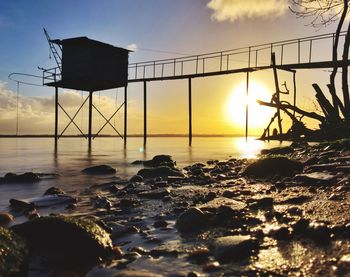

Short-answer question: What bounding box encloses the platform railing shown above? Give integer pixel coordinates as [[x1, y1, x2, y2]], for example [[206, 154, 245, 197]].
[[42, 67, 61, 85]]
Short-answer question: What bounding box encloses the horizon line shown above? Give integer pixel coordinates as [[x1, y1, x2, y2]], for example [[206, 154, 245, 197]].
[[0, 133, 261, 138]]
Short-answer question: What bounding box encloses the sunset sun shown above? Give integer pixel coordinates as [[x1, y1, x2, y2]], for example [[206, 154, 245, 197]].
[[225, 81, 273, 130]]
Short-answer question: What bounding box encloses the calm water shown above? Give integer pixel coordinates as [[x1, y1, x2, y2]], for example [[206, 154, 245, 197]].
[[0, 137, 289, 212]]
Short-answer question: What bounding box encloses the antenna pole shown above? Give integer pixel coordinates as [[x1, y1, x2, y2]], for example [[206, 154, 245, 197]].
[[43, 28, 62, 72]]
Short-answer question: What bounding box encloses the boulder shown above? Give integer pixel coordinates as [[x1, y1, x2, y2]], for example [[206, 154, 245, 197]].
[[9, 199, 34, 213], [267, 225, 291, 240], [250, 197, 274, 210], [132, 155, 175, 168], [137, 166, 184, 179], [82, 165, 116, 175], [243, 157, 303, 177], [176, 208, 207, 232], [12, 216, 113, 267], [0, 213, 14, 227], [44, 186, 65, 195], [212, 235, 259, 262], [0, 227, 28, 276], [305, 221, 331, 243], [144, 155, 175, 167], [0, 172, 40, 183], [129, 175, 144, 183], [153, 220, 168, 228], [91, 195, 112, 210]]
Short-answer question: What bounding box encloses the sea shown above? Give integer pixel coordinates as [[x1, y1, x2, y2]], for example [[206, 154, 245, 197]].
[[0, 136, 290, 213]]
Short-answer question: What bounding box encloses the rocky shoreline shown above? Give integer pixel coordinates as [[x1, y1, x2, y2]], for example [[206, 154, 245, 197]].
[[2, 140, 350, 276]]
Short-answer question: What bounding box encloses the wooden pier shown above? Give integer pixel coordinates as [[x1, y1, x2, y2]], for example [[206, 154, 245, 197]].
[[9, 30, 350, 146]]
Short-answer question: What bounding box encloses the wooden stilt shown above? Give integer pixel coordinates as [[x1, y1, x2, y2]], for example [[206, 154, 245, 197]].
[[188, 78, 192, 146], [55, 86, 58, 145], [293, 71, 297, 117], [143, 81, 147, 146], [245, 72, 249, 140], [124, 85, 127, 144], [88, 91, 93, 147]]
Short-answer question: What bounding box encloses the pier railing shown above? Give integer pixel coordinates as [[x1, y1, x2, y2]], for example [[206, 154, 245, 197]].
[[128, 31, 347, 81]]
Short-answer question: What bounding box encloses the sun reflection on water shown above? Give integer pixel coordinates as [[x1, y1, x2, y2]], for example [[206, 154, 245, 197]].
[[234, 137, 265, 159]]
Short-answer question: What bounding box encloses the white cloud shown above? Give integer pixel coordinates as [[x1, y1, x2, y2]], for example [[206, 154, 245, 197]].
[[207, 0, 289, 22], [126, 43, 137, 52], [0, 82, 125, 134]]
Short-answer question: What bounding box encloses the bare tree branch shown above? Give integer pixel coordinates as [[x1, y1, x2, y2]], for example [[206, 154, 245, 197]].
[[257, 99, 325, 122]]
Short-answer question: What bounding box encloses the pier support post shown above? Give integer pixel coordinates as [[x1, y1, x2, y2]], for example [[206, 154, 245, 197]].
[[55, 86, 58, 145], [88, 91, 93, 147], [124, 85, 127, 144], [188, 78, 192, 146], [143, 81, 147, 146], [245, 72, 249, 140]]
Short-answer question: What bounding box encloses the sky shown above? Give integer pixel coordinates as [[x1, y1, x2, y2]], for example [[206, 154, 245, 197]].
[[0, 0, 342, 136]]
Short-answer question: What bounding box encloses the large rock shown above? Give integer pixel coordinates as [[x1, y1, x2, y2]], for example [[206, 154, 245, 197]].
[[132, 155, 175, 168], [212, 235, 259, 262], [0, 172, 40, 183], [243, 157, 303, 177], [9, 199, 34, 213], [137, 166, 184, 179], [176, 208, 207, 232], [0, 227, 28, 276], [129, 175, 144, 183], [0, 213, 14, 227], [82, 165, 116, 175], [305, 221, 331, 243], [44, 186, 65, 195], [12, 216, 113, 267]]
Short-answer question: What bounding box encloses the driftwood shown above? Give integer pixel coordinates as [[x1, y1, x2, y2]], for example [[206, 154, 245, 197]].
[[261, 112, 278, 138], [327, 84, 346, 117], [261, 53, 311, 139], [257, 100, 325, 122], [312, 83, 340, 122], [271, 53, 283, 135]]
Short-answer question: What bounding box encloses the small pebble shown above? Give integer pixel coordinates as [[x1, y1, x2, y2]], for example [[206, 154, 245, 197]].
[[153, 220, 168, 228], [203, 261, 220, 272]]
